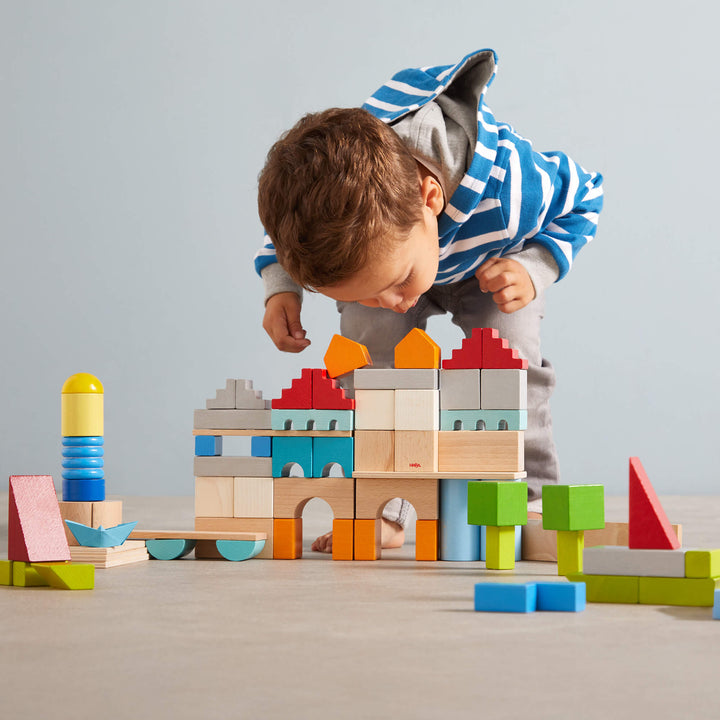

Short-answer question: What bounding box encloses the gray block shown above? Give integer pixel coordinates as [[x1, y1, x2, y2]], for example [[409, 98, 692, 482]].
[[235, 379, 270, 409], [206, 379, 236, 409], [194, 456, 273, 477], [353, 368, 438, 390], [439, 369, 481, 409], [583, 547, 687, 578], [480, 370, 527, 410], [193, 409, 272, 430]]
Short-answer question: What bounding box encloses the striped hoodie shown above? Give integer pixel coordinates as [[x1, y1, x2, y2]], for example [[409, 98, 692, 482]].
[[255, 49, 603, 294]]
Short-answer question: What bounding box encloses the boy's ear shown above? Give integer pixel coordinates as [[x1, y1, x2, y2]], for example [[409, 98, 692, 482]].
[[420, 175, 445, 217]]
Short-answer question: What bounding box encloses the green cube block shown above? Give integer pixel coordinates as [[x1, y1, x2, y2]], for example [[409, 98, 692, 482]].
[[0, 560, 12, 586], [542, 484, 605, 531], [685, 549, 720, 579], [467, 481, 527, 527]]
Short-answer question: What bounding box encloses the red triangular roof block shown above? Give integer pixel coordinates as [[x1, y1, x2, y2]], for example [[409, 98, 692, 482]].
[[441, 328, 484, 369], [481, 328, 528, 369], [628, 457, 680, 550], [8, 475, 71, 563], [271, 368, 313, 409], [312, 369, 354, 409]]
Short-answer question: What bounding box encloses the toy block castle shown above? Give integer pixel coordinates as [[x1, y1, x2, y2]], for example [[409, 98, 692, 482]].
[[192, 327, 529, 563]]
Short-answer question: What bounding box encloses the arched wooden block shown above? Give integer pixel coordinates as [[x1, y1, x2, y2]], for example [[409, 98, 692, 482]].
[[146, 538, 196, 560], [215, 539, 265, 561]]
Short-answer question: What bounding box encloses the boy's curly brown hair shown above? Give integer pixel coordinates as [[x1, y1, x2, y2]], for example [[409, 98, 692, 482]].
[[257, 108, 423, 290]]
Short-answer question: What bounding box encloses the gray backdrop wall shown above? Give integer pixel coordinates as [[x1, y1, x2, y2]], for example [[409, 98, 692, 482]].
[[2, 0, 718, 497]]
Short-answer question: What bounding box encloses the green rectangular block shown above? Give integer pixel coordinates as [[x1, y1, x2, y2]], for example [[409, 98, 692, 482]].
[[485, 525, 516, 570], [12, 562, 48, 587], [0, 560, 12, 586], [638, 577, 719, 607], [566, 572, 639, 603], [542, 484, 605, 531], [32, 563, 95, 590], [467, 481, 527, 527], [685, 549, 720, 579]]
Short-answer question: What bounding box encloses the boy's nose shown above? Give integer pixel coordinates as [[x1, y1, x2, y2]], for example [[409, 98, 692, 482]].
[[376, 290, 402, 310]]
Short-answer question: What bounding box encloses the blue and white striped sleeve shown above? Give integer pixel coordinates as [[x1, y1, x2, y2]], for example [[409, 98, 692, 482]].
[[498, 128, 604, 280], [254, 234, 279, 276]]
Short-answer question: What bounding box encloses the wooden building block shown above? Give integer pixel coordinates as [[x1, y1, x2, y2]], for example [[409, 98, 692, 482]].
[[235, 379, 269, 409], [354, 368, 438, 390], [206, 379, 236, 409], [272, 368, 314, 409], [193, 409, 272, 430], [542, 484, 605, 532], [714, 589, 720, 620], [332, 519, 354, 561], [195, 435, 222, 456], [394, 430, 438, 473], [584, 546, 687, 578], [251, 436, 272, 457], [355, 477, 438, 519], [437, 431, 524, 473], [480, 328, 528, 369], [92, 501, 123, 531], [415, 520, 438, 561], [535, 582, 586, 612], [440, 409, 527, 431], [12, 562, 48, 587], [195, 517, 273, 559], [439, 369, 481, 410], [273, 518, 303, 559], [557, 530, 584, 575], [273, 477, 355, 519], [272, 436, 313, 478], [312, 369, 354, 410], [629, 457, 680, 550], [58, 501, 93, 546], [439, 479, 481, 561], [194, 456, 272, 478], [354, 390, 395, 430], [271, 409, 354, 432], [195, 477, 234, 517], [354, 431, 394, 473], [565, 573, 639, 603], [233, 477, 274, 518], [394, 389, 439, 431], [584, 521, 683, 549], [9, 475, 71, 563], [443, 328, 484, 369], [69, 541, 149, 567], [32, 562, 94, 590], [485, 525, 516, 569], [467, 481, 528, 527], [474, 582, 537, 612], [480, 369, 527, 410], [1, 560, 13, 586], [324, 334, 372, 378], [312, 436, 353, 478], [685, 549, 720, 579], [638, 577, 719, 607], [394, 328, 441, 369], [354, 519, 380, 560]]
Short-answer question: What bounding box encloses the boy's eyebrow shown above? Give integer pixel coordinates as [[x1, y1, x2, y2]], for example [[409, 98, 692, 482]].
[[376, 268, 410, 294]]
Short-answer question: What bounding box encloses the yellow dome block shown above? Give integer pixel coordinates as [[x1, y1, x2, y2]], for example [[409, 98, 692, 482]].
[[62, 393, 104, 437], [323, 335, 372, 378], [394, 328, 441, 369], [62, 373, 104, 395]]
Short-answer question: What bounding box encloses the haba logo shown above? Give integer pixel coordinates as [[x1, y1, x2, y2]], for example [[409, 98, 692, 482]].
[[409, 463, 421, 468]]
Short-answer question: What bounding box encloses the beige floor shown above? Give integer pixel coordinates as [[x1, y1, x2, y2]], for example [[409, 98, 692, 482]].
[[1, 493, 719, 720]]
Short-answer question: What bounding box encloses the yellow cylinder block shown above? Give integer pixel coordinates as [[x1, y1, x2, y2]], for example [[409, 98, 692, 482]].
[[62, 373, 104, 437]]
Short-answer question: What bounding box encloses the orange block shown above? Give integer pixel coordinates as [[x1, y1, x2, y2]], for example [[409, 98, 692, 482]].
[[354, 519, 380, 561], [415, 520, 438, 561], [324, 335, 372, 378], [273, 518, 302, 559], [394, 328, 441, 369], [332, 519, 354, 561]]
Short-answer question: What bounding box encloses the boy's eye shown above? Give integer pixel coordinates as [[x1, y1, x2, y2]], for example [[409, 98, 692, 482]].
[[398, 271, 414, 289]]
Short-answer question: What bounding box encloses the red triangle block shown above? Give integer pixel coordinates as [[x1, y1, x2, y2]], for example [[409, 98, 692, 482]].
[[8, 475, 71, 563], [442, 328, 484, 369], [312, 369, 354, 410], [628, 457, 680, 550], [271, 368, 313, 409], [481, 328, 528, 369]]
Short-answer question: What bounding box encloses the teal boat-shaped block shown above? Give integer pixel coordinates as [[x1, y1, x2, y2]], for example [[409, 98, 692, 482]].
[[65, 520, 138, 548]]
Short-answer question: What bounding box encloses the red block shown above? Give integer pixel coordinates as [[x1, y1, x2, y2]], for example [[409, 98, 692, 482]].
[[480, 328, 528, 369], [441, 327, 484, 369], [628, 457, 680, 550], [271, 368, 313, 409], [312, 369, 354, 410], [8, 475, 71, 562]]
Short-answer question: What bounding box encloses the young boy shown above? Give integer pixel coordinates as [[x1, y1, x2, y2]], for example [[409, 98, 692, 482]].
[[255, 49, 603, 554]]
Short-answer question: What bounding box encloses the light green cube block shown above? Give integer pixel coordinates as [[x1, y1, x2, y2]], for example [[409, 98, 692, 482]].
[[685, 549, 720, 579], [0, 560, 12, 586], [542, 485, 605, 531], [467, 481, 527, 527]]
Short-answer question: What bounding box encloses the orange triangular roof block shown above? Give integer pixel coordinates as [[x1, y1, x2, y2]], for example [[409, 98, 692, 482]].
[[394, 328, 441, 369], [628, 457, 680, 550], [323, 335, 372, 378]]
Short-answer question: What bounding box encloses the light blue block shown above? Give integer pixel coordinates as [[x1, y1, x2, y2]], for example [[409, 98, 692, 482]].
[[271, 409, 354, 431], [480, 524, 522, 561], [439, 479, 480, 561], [272, 436, 313, 477], [251, 436, 272, 457], [536, 582, 586, 612], [440, 410, 527, 431], [474, 582, 537, 613], [215, 539, 265, 561], [146, 539, 196, 560], [312, 437, 353, 478], [195, 435, 222, 457], [713, 589, 720, 620]]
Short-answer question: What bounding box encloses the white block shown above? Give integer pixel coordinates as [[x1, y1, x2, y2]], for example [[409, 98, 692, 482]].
[[583, 546, 687, 578], [439, 369, 481, 409], [354, 368, 438, 390], [354, 390, 395, 430], [480, 370, 527, 410], [394, 389, 439, 431]]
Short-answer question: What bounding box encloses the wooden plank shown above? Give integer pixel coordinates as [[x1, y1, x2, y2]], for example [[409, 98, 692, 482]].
[[193, 429, 352, 437], [130, 529, 267, 541], [353, 471, 526, 480]]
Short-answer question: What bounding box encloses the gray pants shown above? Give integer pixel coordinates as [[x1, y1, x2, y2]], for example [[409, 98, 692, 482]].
[[337, 277, 559, 527]]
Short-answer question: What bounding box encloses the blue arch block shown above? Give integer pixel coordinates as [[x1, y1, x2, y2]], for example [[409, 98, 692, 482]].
[[312, 437, 353, 478], [272, 436, 313, 477]]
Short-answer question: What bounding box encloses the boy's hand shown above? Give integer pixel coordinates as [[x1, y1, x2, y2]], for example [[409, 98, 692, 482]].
[[263, 292, 311, 352], [475, 258, 535, 314]]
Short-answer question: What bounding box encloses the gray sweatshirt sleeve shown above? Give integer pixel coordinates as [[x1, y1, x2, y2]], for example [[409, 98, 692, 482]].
[[260, 263, 303, 305]]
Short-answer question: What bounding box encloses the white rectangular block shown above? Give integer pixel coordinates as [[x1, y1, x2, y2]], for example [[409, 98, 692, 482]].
[[583, 546, 687, 578], [195, 476, 234, 517], [354, 390, 395, 430], [394, 389, 439, 431], [233, 477, 274, 518], [480, 370, 527, 410], [353, 368, 438, 390], [439, 369, 481, 410]]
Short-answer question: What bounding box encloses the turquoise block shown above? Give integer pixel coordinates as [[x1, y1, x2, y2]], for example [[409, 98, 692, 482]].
[[440, 410, 527, 431], [272, 436, 313, 477], [312, 437, 353, 478], [195, 435, 222, 456], [271, 409, 354, 431], [713, 590, 720, 620], [439, 479, 480, 561], [474, 582, 537, 613], [146, 539, 196, 560], [536, 582, 586, 612], [480, 525, 522, 562], [215, 539, 265, 561], [251, 436, 272, 457]]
